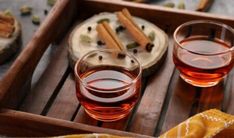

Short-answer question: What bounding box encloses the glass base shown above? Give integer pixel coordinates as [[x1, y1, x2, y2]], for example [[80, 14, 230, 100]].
[[84, 109, 131, 122], [180, 74, 223, 87]]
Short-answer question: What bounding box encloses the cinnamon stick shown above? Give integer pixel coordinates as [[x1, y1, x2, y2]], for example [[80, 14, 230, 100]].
[[117, 10, 150, 48], [122, 8, 134, 23], [196, 0, 214, 12], [96, 23, 122, 51], [102, 22, 124, 51]]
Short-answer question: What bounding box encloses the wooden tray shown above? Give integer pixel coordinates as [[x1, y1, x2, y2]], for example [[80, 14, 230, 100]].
[[0, 0, 234, 137]]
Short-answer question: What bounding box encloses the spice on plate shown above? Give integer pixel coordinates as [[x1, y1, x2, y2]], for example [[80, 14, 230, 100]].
[[97, 18, 110, 24], [115, 25, 126, 33], [133, 49, 138, 54], [97, 40, 105, 46], [98, 55, 103, 60], [163, 2, 175, 8], [20, 5, 32, 16], [146, 43, 154, 52], [177, 0, 185, 9], [148, 31, 155, 41], [117, 8, 151, 51], [96, 21, 124, 51], [87, 26, 92, 32], [141, 25, 145, 30], [32, 15, 40, 25], [126, 42, 139, 49], [80, 34, 92, 44], [117, 52, 126, 59]]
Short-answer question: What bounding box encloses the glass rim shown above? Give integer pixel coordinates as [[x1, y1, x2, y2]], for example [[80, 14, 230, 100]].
[[74, 49, 142, 91], [173, 20, 234, 56]]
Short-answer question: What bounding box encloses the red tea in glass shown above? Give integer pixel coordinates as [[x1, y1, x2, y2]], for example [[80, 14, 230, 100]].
[[173, 20, 234, 87], [74, 50, 141, 122]]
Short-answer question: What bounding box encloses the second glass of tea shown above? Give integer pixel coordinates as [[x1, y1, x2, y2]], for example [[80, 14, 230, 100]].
[[74, 49, 141, 122], [173, 20, 234, 87]]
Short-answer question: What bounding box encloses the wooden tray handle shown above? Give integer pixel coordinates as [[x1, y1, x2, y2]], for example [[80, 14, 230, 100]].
[[0, 0, 78, 107]]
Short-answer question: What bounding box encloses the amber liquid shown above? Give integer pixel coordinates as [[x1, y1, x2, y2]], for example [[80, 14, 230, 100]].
[[173, 36, 234, 87], [76, 66, 141, 121]]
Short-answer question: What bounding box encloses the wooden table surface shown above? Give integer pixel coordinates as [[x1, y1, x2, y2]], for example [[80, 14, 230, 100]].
[[0, 0, 234, 137]]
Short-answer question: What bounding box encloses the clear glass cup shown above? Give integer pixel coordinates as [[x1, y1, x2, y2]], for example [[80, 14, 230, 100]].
[[173, 20, 234, 87], [74, 49, 142, 122]]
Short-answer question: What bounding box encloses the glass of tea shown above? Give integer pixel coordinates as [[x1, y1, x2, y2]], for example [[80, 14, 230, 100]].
[[74, 49, 142, 122], [173, 20, 234, 87]]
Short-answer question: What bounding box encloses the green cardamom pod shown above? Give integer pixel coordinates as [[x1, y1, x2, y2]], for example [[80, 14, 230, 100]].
[[80, 34, 92, 44]]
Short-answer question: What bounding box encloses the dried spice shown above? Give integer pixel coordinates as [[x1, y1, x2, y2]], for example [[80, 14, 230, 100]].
[[131, 59, 135, 63], [20, 5, 32, 16], [117, 8, 150, 49], [32, 15, 40, 25], [44, 9, 48, 15], [117, 52, 126, 59], [146, 43, 154, 52], [163, 2, 175, 8], [196, 0, 214, 12], [177, 0, 185, 9], [141, 25, 145, 30], [126, 42, 139, 49], [80, 34, 92, 44], [4, 9, 12, 16], [115, 25, 125, 33], [97, 40, 105, 46], [97, 21, 124, 51], [133, 49, 138, 54], [98, 55, 103, 61], [148, 31, 155, 41], [97, 18, 110, 24], [47, 0, 57, 7], [87, 26, 92, 32]]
